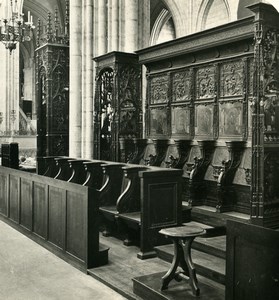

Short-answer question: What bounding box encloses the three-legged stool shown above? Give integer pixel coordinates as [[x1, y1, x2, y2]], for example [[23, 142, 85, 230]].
[[159, 225, 205, 296]]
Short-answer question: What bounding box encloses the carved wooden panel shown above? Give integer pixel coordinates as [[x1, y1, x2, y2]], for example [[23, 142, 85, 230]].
[[196, 66, 216, 99], [150, 107, 168, 136], [171, 106, 190, 135], [172, 70, 191, 102], [219, 102, 243, 137], [220, 60, 244, 97], [119, 101, 137, 135], [51, 95, 68, 132], [183, 146, 201, 177], [119, 65, 141, 137], [150, 75, 169, 104], [36, 44, 69, 157], [264, 151, 279, 204], [195, 105, 214, 137]]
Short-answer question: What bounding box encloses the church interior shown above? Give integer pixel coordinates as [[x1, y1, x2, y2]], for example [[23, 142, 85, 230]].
[[0, 0, 279, 299]]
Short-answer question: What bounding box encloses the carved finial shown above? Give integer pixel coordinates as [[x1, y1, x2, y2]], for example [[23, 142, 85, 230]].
[[46, 12, 52, 42], [54, 8, 59, 38], [36, 18, 41, 47], [65, 0, 69, 36]]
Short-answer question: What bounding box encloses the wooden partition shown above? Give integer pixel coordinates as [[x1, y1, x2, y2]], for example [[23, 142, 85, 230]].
[[137, 168, 182, 259], [0, 166, 108, 271], [226, 220, 279, 300]]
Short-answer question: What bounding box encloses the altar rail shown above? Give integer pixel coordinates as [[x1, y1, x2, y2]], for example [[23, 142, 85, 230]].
[[0, 165, 108, 271]]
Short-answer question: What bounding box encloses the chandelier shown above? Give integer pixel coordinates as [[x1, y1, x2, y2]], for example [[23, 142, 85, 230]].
[[0, 0, 35, 53]]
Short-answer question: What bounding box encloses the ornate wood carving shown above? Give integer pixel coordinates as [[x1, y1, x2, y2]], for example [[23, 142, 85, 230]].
[[220, 60, 244, 97], [216, 141, 246, 212], [36, 44, 69, 157], [172, 70, 191, 102], [196, 67, 216, 99], [188, 140, 215, 206], [150, 75, 169, 104], [93, 52, 141, 161], [127, 138, 148, 164]]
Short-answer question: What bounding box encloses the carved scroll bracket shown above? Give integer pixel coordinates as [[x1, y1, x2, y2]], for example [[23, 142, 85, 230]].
[[216, 141, 246, 213], [188, 140, 215, 206]]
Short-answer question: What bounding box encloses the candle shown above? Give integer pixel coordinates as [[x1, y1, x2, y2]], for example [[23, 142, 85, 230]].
[[28, 11, 30, 22]]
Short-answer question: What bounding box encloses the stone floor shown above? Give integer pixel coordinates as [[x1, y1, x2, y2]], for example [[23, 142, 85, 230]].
[[0, 220, 126, 300]]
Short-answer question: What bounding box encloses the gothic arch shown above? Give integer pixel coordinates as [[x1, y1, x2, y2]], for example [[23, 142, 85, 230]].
[[150, 8, 175, 45], [160, 0, 184, 37], [196, 0, 231, 31]]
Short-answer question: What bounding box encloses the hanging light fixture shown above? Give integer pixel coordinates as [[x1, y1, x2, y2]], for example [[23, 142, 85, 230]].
[[0, 0, 35, 54]]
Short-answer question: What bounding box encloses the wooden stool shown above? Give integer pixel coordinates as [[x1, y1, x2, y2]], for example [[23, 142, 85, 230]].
[[159, 225, 205, 296]]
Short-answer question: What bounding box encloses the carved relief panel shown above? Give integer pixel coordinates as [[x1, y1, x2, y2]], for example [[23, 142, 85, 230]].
[[150, 75, 169, 104], [219, 59, 247, 140], [93, 52, 141, 161], [150, 107, 168, 136], [119, 65, 141, 137], [36, 44, 69, 157], [147, 73, 170, 138], [171, 69, 193, 139], [195, 66, 217, 139]]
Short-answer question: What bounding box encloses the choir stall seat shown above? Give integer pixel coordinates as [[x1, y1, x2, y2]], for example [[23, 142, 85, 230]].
[[116, 167, 183, 259]]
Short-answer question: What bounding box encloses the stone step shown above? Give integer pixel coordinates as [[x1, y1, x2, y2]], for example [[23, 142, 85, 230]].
[[193, 235, 226, 259], [155, 244, 226, 285], [188, 204, 250, 228], [182, 221, 226, 259], [133, 272, 225, 300]]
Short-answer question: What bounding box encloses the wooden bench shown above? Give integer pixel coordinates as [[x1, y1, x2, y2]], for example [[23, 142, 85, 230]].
[[0, 165, 108, 271]]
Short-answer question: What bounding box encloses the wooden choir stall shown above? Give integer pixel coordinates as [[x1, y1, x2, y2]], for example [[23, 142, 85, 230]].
[[0, 2, 279, 300]]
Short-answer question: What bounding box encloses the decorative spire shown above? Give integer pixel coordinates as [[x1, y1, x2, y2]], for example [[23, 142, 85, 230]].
[[36, 6, 69, 47], [46, 12, 52, 42], [54, 8, 59, 39], [36, 18, 41, 47]]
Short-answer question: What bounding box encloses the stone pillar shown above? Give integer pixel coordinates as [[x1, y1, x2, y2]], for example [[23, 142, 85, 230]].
[[83, 0, 94, 159], [111, 0, 119, 50], [69, 0, 82, 157], [107, 0, 112, 51], [124, 0, 138, 52], [0, 46, 8, 134], [98, 0, 107, 55]]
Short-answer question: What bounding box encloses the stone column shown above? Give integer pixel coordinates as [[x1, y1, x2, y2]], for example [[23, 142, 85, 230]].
[[83, 0, 94, 159], [107, 0, 112, 51], [111, 0, 119, 51], [98, 0, 107, 55], [0, 46, 8, 134], [69, 0, 82, 157], [124, 0, 138, 52]]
